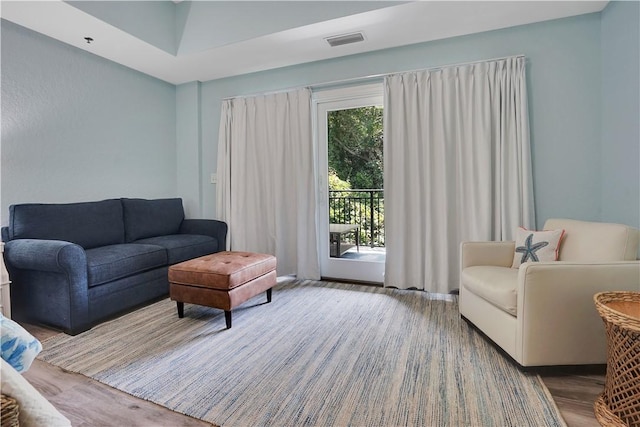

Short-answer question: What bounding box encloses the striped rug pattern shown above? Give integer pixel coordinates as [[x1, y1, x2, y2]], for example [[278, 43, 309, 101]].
[[39, 279, 566, 427]]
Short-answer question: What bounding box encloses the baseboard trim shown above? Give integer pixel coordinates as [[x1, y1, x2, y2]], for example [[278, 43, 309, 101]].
[[320, 276, 383, 287]]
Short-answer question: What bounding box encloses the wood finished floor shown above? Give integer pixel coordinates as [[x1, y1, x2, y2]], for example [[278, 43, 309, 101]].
[[21, 323, 604, 427]]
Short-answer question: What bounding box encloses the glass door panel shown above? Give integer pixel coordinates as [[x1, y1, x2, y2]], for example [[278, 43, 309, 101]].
[[314, 84, 385, 283]]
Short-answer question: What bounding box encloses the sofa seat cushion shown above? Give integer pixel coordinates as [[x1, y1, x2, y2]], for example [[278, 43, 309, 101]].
[[134, 234, 219, 265], [86, 244, 167, 287], [462, 266, 519, 316]]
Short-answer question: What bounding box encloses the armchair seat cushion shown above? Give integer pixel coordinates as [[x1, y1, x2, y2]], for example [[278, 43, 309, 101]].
[[462, 266, 518, 316], [86, 244, 167, 287], [134, 234, 219, 265]]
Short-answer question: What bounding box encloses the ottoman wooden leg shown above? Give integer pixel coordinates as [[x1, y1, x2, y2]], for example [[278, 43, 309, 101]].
[[267, 288, 272, 303], [225, 310, 232, 329], [177, 301, 184, 318]]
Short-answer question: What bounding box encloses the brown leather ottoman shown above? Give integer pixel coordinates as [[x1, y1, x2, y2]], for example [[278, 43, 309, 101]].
[[168, 251, 277, 329]]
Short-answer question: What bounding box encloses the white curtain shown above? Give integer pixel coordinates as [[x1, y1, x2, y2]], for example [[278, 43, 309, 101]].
[[216, 88, 320, 279], [383, 56, 534, 292]]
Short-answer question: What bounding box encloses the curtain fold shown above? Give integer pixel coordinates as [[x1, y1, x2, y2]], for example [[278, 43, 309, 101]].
[[216, 89, 320, 279], [383, 56, 534, 292]]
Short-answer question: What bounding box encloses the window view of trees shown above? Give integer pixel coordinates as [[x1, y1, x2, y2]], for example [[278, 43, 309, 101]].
[[327, 106, 385, 248], [328, 106, 383, 190]]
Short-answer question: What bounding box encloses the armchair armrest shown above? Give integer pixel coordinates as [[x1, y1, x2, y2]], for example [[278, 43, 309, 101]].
[[5, 239, 86, 273], [179, 219, 228, 251], [516, 261, 640, 365], [460, 241, 515, 269]]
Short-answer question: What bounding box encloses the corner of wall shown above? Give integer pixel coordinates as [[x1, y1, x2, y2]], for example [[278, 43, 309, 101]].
[[176, 81, 204, 218]]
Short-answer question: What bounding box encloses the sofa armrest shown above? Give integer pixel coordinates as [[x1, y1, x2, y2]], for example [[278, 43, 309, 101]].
[[516, 261, 640, 365], [460, 241, 515, 269], [5, 239, 86, 273], [179, 219, 228, 251], [4, 239, 90, 335]]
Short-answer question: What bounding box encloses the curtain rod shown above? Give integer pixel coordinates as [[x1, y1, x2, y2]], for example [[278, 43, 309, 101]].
[[221, 54, 525, 101]]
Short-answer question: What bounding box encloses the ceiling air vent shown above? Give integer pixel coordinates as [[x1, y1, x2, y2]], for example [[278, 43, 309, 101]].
[[325, 32, 365, 47]]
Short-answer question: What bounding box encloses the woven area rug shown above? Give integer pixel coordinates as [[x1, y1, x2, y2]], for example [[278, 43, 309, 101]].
[[38, 279, 566, 427]]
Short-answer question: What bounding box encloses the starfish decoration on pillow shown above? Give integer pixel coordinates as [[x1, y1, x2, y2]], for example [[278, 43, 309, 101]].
[[515, 233, 549, 263]]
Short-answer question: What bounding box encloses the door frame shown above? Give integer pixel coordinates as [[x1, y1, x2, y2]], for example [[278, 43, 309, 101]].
[[312, 83, 385, 283]]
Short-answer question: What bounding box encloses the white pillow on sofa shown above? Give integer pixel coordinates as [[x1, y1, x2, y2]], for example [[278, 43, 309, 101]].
[[512, 227, 565, 268]]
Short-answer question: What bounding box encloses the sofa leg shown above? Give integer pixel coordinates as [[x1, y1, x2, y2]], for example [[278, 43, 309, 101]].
[[176, 301, 184, 318], [267, 288, 272, 303], [225, 310, 232, 329]]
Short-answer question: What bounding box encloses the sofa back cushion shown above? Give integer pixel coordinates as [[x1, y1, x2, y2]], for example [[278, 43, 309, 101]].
[[544, 218, 639, 262], [8, 199, 125, 249], [122, 198, 184, 242]]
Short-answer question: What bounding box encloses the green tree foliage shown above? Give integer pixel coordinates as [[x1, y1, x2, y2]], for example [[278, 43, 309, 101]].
[[327, 106, 383, 190], [327, 106, 385, 247], [328, 168, 351, 191]]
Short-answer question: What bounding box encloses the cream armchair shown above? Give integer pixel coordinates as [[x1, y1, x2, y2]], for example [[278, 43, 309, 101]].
[[459, 218, 640, 367]]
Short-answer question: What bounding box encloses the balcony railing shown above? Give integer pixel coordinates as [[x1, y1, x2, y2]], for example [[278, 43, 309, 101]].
[[329, 189, 384, 248]]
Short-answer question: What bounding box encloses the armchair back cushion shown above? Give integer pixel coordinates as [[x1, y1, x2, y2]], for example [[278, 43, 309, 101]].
[[122, 198, 185, 242], [8, 199, 124, 249], [544, 218, 639, 262]]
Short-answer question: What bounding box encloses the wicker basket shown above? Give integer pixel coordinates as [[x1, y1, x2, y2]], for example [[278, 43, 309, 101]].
[[593, 291, 640, 427], [1, 393, 20, 427]]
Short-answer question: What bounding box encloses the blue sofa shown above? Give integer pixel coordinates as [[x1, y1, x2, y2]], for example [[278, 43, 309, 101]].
[[1, 198, 227, 335]]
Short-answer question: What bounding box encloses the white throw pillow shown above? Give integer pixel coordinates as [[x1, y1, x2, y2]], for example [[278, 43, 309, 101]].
[[0, 313, 42, 373], [1, 358, 72, 427], [512, 227, 565, 268]]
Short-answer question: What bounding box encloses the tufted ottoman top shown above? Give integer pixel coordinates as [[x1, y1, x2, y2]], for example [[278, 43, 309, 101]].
[[168, 251, 276, 291]]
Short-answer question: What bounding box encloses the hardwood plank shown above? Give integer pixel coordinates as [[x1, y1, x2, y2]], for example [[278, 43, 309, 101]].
[[541, 373, 604, 427], [23, 360, 214, 427], [25, 322, 64, 341]]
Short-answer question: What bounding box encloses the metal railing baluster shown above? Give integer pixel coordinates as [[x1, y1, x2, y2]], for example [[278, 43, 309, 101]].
[[328, 189, 384, 248]]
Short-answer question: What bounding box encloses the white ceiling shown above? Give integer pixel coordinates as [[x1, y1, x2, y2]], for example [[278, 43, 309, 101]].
[[0, 1, 609, 85]]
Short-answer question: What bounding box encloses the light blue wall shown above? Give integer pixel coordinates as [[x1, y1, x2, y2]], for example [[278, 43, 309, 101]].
[[600, 1, 640, 229], [0, 20, 177, 225], [198, 13, 604, 228]]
